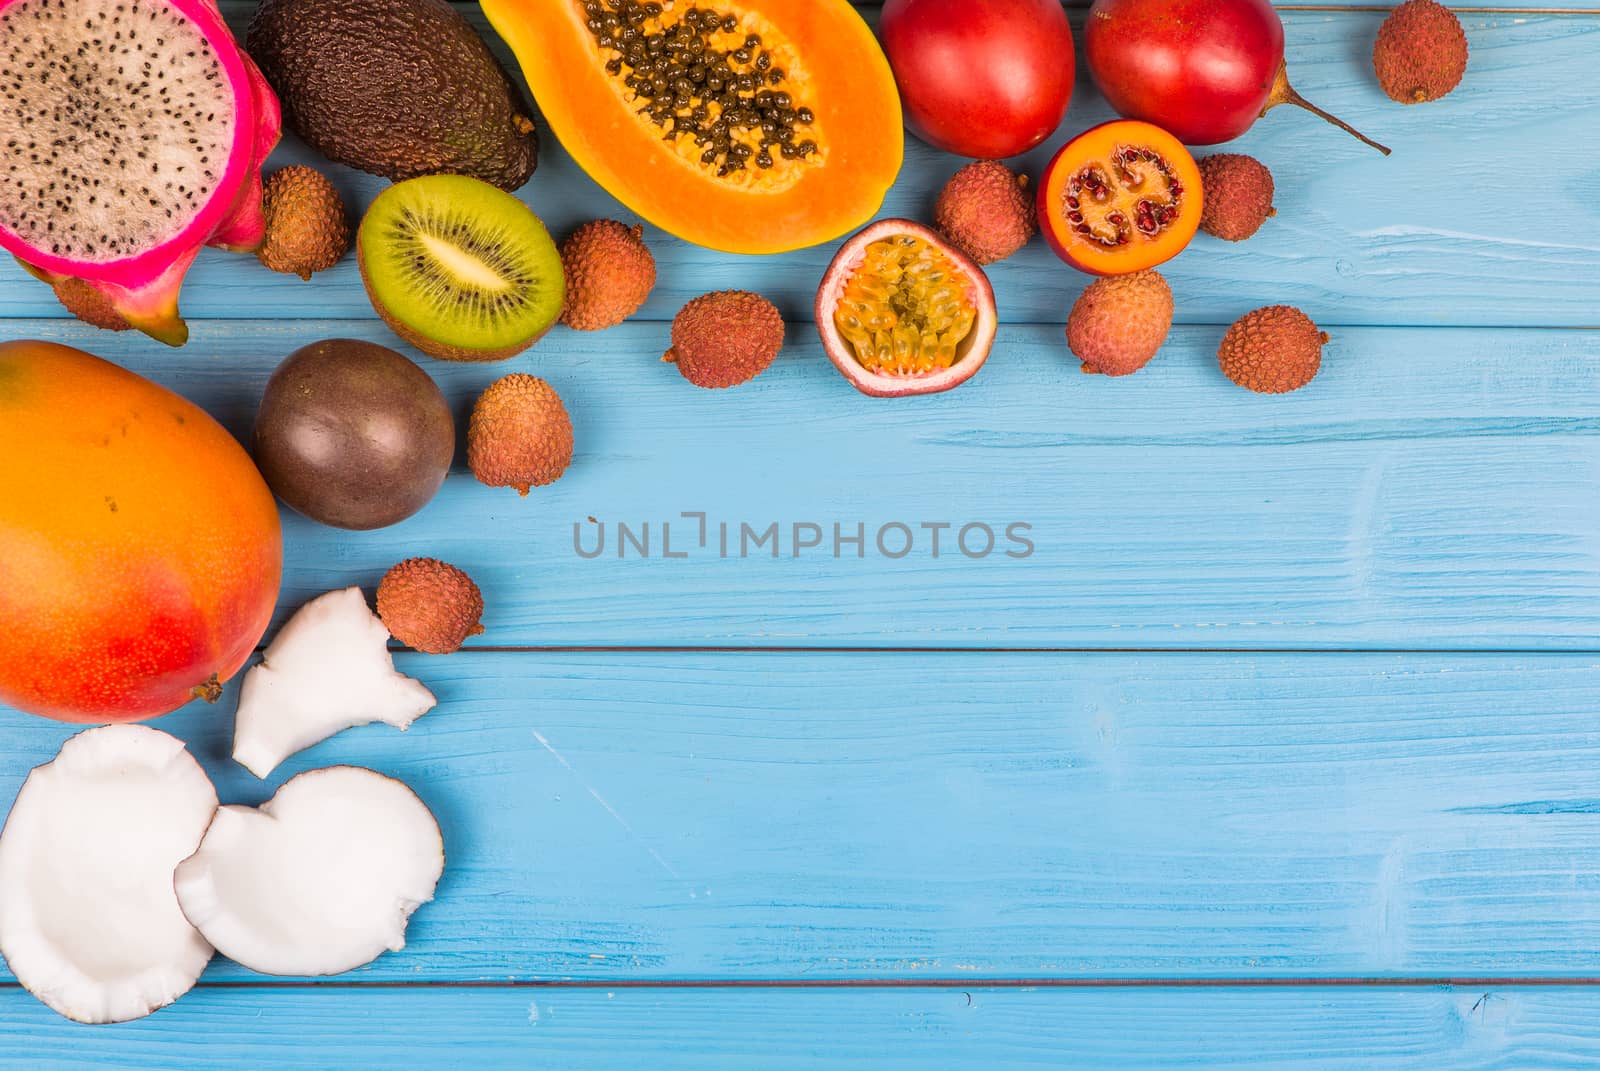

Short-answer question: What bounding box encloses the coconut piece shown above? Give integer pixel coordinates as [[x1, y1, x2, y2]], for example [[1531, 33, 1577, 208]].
[[0, 726, 218, 1023], [233, 587, 437, 779], [174, 766, 444, 976]]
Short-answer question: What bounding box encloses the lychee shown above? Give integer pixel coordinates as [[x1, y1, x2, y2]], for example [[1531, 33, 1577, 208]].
[[50, 277, 131, 332], [1198, 155, 1276, 242], [377, 558, 486, 655], [560, 220, 657, 331], [258, 166, 351, 280], [1067, 271, 1174, 377], [1218, 306, 1329, 394], [933, 161, 1036, 265], [663, 290, 784, 389], [468, 374, 574, 495], [1374, 0, 1468, 104]]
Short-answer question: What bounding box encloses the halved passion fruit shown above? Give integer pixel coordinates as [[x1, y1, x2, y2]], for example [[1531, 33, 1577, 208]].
[[815, 219, 997, 398], [1038, 120, 1202, 276]]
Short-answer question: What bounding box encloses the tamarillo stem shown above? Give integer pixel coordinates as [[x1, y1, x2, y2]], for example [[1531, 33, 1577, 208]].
[[1265, 62, 1392, 157]]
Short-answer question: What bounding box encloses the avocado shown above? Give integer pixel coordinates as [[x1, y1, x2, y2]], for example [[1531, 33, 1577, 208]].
[[247, 0, 539, 191]]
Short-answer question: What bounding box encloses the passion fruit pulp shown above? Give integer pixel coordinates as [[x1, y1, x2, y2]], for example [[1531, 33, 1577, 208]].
[[815, 219, 997, 397], [1038, 120, 1203, 276]]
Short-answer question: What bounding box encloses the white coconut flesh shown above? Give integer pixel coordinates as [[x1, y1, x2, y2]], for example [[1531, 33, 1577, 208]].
[[0, 725, 218, 1024], [0, 0, 237, 262], [173, 766, 444, 977], [233, 586, 438, 779]]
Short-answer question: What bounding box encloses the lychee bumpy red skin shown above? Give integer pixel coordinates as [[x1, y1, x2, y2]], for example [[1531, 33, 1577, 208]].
[[257, 166, 351, 280], [560, 220, 657, 331], [1067, 270, 1173, 377], [49, 277, 132, 332], [468, 374, 574, 495], [1373, 0, 1468, 104], [1218, 306, 1330, 394], [1197, 155, 1276, 242], [377, 558, 486, 655], [663, 290, 785, 389], [933, 161, 1037, 266]]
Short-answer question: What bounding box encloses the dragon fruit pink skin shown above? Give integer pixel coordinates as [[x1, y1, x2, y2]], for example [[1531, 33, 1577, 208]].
[[0, 0, 281, 346]]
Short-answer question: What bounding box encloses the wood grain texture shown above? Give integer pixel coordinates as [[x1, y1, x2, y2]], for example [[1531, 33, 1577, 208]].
[[6, 652, 1600, 982], [9, 315, 1596, 648], [0, 10, 1593, 327], [5, 985, 1600, 1069], [0, 2, 1596, 1052]]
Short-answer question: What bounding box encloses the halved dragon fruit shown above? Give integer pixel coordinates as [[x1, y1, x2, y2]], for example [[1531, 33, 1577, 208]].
[[0, 0, 281, 346]]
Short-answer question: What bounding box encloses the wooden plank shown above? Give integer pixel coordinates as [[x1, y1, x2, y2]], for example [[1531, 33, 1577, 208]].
[[11, 316, 1598, 649], [6, 985, 1600, 1069], [0, 11, 1594, 327], [7, 651, 1600, 982]]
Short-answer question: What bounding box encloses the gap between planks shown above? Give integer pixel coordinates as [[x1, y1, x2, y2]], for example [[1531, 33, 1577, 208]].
[[7, 977, 1600, 990], [394, 645, 1600, 654]]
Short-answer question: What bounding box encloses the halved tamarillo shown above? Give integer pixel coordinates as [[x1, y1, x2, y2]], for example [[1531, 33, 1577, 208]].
[[815, 219, 997, 398], [1037, 121, 1203, 276]]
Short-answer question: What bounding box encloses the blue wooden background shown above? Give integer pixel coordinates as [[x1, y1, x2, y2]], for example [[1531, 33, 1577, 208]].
[[2, 2, 1599, 1066]]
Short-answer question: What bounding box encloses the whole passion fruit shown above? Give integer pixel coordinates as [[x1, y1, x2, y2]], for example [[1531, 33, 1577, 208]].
[[1038, 120, 1203, 276], [815, 219, 997, 398], [254, 339, 456, 530]]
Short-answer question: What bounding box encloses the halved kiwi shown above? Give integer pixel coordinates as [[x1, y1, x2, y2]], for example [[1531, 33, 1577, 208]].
[[357, 175, 565, 362]]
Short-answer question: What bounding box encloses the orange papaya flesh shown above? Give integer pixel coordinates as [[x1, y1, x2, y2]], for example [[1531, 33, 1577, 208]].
[[481, 0, 903, 254]]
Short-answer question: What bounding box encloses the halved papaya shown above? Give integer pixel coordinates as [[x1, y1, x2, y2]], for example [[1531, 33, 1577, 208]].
[[481, 0, 903, 254]]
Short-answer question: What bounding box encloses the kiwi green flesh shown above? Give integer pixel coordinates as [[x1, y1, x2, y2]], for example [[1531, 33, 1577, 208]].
[[359, 175, 564, 355]]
